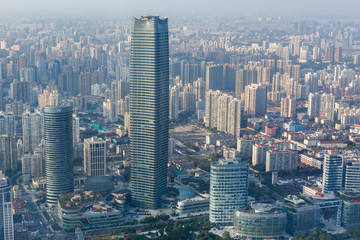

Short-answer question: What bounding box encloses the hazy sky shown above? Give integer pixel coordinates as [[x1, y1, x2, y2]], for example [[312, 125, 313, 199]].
[[1, 0, 360, 19]]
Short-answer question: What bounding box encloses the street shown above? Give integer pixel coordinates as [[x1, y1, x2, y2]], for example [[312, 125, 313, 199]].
[[20, 185, 49, 238]]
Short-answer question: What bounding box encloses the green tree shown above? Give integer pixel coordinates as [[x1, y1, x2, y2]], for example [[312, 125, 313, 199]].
[[222, 231, 231, 240]]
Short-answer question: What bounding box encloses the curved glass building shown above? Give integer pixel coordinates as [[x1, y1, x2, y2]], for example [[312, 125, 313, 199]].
[[130, 16, 169, 209], [44, 106, 73, 205], [234, 203, 287, 239]]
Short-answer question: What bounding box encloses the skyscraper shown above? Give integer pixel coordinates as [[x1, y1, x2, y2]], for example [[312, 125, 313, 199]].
[[130, 16, 169, 209], [84, 137, 106, 176], [44, 106, 73, 205], [210, 158, 248, 226], [0, 172, 13, 240]]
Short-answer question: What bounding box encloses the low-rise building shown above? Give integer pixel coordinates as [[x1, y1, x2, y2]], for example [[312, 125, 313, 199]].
[[58, 191, 123, 229], [176, 196, 209, 215], [237, 135, 272, 159], [300, 154, 323, 169], [282, 195, 320, 235], [339, 190, 360, 228], [234, 202, 287, 239]]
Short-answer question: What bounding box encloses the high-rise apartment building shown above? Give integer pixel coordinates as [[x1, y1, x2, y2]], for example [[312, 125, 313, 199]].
[[9, 80, 31, 103], [0, 172, 13, 240], [206, 64, 223, 90], [237, 136, 273, 159], [322, 152, 343, 194], [205, 90, 242, 137], [103, 99, 117, 121], [179, 88, 196, 112], [252, 142, 296, 166], [22, 110, 44, 154], [38, 90, 61, 110], [210, 159, 248, 226], [281, 97, 296, 118], [193, 78, 205, 101], [244, 84, 267, 116], [265, 149, 298, 172], [84, 137, 106, 176], [169, 86, 179, 120], [308, 93, 335, 120], [0, 135, 17, 173], [320, 93, 335, 120], [21, 148, 45, 178], [325, 46, 335, 62], [5, 102, 29, 116], [130, 16, 169, 209], [0, 113, 16, 136], [73, 114, 80, 144], [307, 93, 321, 120], [335, 47, 342, 63], [44, 106, 73, 205]]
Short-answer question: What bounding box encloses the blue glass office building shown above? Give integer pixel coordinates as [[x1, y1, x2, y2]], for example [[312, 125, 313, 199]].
[[130, 16, 169, 209], [44, 106, 73, 205]]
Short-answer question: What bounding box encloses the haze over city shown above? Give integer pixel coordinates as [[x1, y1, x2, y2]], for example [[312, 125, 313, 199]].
[[0, 0, 360, 18], [1, 0, 360, 240]]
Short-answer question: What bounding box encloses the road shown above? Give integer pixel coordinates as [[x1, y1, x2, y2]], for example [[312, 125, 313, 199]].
[[83, 214, 208, 237], [20, 185, 49, 238]]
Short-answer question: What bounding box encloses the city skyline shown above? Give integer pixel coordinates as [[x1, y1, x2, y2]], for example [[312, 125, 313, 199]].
[[1, 4, 360, 238]]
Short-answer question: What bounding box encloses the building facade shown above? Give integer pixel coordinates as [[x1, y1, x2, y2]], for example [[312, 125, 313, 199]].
[[0, 135, 17, 173], [0, 172, 13, 240], [210, 159, 248, 226], [234, 203, 287, 239], [244, 84, 267, 116], [205, 90, 242, 137], [266, 149, 298, 172], [84, 137, 106, 176], [44, 106, 73, 205], [130, 16, 169, 209], [322, 153, 343, 194], [22, 110, 44, 154]]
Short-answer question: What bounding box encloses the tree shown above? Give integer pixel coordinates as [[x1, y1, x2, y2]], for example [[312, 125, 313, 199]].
[[222, 231, 231, 240]]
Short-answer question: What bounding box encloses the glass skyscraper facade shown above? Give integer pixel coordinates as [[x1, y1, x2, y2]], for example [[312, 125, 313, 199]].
[[322, 152, 343, 194], [210, 159, 248, 226], [44, 106, 73, 205], [130, 16, 169, 209]]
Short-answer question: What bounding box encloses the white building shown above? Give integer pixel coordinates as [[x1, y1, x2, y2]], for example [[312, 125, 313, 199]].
[[21, 148, 45, 178], [210, 158, 248, 226], [205, 90, 242, 137], [22, 111, 44, 154], [84, 137, 107, 176], [266, 149, 298, 172], [0, 171, 14, 240]]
